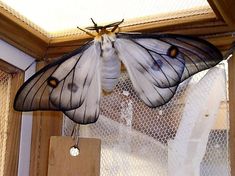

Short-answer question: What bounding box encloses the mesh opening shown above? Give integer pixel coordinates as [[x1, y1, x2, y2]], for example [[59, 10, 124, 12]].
[[63, 63, 230, 176], [0, 70, 12, 176]]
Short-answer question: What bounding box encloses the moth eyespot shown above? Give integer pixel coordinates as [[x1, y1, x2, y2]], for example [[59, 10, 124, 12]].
[[167, 46, 179, 58], [68, 83, 78, 92], [47, 77, 59, 88]]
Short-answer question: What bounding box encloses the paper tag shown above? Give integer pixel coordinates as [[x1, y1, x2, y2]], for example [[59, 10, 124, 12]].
[[47, 136, 101, 176]]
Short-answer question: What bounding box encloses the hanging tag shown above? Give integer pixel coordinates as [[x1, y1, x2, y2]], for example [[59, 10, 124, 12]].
[[47, 136, 101, 176]]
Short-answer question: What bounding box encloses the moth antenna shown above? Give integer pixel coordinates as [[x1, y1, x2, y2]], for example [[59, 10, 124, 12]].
[[77, 26, 95, 37], [90, 18, 99, 33], [111, 19, 124, 32], [91, 18, 97, 26]]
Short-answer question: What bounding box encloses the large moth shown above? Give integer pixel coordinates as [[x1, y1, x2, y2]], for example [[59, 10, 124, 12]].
[[14, 19, 223, 124]]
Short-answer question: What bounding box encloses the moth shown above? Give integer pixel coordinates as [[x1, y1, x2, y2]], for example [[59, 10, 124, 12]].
[[14, 19, 223, 124]]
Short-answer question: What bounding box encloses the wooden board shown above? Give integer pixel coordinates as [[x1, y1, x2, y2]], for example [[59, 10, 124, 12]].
[[48, 137, 101, 176], [4, 71, 24, 176], [229, 50, 235, 176]]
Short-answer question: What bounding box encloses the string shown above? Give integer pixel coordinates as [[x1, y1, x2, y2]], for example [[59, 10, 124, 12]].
[[71, 123, 80, 148]]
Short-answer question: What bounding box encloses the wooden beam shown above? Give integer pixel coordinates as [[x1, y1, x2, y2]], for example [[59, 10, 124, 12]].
[[208, 0, 235, 27], [1, 2, 235, 59], [29, 111, 63, 176], [0, 6, 49, 59], [47, 12, 221, 58], [0, 59, 22, 74], [4, 71, 24, 176], [47, 23, 235, 58], [29, 61, 63, 176], [229, 49, 235, 176], [206, 33, 235, 51]]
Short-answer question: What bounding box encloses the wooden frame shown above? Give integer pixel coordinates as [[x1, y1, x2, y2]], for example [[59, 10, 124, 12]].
[[0, 0, 235, 175], [229, 52, 235, 176], [0, 0, 235, 59], [0, 59, 24, 176]]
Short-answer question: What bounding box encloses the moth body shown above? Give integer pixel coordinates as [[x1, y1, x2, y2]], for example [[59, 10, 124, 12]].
[[96, 34, 121, 92]]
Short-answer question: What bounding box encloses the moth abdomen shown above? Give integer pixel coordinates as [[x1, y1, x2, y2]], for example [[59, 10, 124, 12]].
[[101, 53, 121, 93]]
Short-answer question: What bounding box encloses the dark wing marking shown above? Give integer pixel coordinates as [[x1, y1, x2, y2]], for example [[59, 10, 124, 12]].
[[63, 68, 101, 124], [114, 39, 181, 107]]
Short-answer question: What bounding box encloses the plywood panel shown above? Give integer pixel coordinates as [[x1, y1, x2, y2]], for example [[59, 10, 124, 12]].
[[48, 137, 101, 176]]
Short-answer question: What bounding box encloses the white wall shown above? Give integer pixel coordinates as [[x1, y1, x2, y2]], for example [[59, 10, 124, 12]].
[[0, 39, 35, 176]]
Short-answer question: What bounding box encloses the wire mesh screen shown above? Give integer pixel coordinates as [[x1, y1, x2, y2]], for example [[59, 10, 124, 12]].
[[62, 63, 230, 176], [0, 70, 11, 176]]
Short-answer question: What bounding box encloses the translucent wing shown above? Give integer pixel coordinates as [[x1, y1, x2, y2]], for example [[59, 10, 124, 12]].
[[14, 41, 102, 123], [115, 33, 222, 107], [117, 34, 222, 86], [63, 69, 101, 124], [127, 64, 179, 107], [156, 34, 223, 82]]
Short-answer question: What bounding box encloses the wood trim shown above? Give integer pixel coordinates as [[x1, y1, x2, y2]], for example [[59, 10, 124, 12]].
[[4, 71, 24, 176], [46, 12, 218, 58], [0, 6, 49, 59], [206, 33, 235, 51], [0, 59, 21, 74], [229, 50, 235, 176], [47, 22, 235, 58], [208, 0, 235, 27], [207, 0, 223, 20], [29, 61, 63, 176]]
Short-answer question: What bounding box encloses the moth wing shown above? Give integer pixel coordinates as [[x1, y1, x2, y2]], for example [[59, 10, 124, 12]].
[[117, 33, 223, 86], [114, 39, 178, 107], [114, 34, 222, 107], [128, 65, 178, 107], [14, 41, 101, 111], [63, 67, 101, 124], [156, 34, 223, 81]]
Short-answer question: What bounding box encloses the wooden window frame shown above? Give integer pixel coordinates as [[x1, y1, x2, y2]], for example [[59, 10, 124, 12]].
[[0, 59, 24, 176]]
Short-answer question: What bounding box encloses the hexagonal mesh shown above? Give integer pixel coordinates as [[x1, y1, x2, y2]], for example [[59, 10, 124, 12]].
[[0, 70, 11, 176], [62, 63, 230, 176]]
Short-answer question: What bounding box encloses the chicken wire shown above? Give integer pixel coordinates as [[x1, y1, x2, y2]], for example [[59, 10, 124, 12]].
[[0, 70, 11, 176], [62, 63, 230, 176]]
